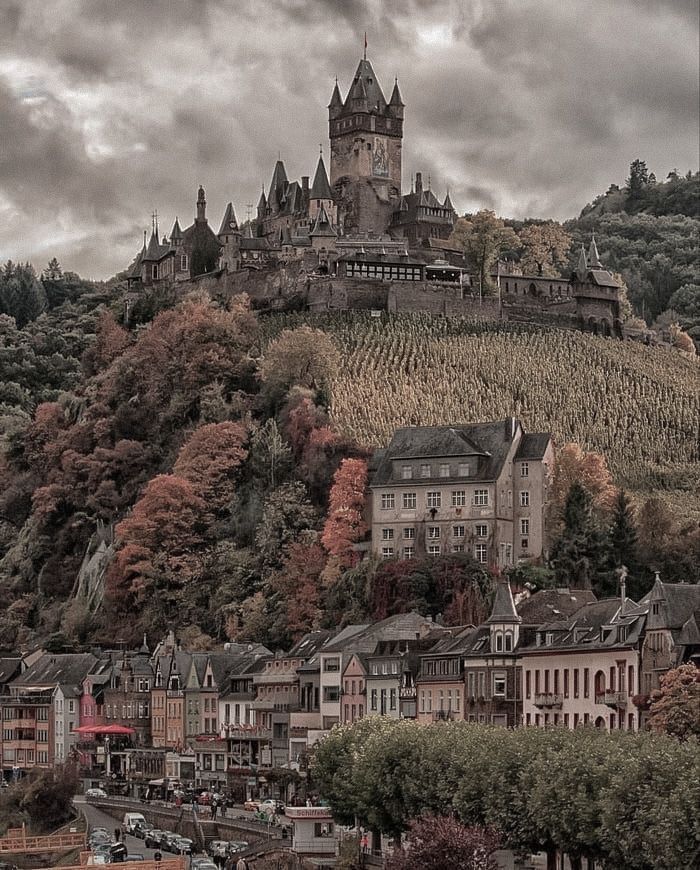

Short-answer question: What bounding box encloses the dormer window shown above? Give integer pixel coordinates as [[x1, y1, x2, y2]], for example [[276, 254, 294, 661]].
[[651, 602, 660, 616], [505, 633, 513, 652], [546, 633, 553, 646], [495, 633, 503, 652]]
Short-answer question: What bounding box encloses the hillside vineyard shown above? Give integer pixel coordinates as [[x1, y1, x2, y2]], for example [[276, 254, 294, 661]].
[[260, 313, 700, 508]]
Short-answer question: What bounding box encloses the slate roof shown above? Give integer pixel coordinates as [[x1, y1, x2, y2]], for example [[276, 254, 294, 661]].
[[240, 237, 270, 251], [321, 624, 371, 654], [144, 230, 172, 262], [322, 613, 437, 656], [343, 59, 388, 114], [190, 653, 209, 686], [588, 269, 621, 288], [310, 204, 336, 238], [12, 653, 98, 691], [288, 631, 333, 659], [217, 202, 238, 236], [310, 155, 334, 201], [371, 420, 526, 486], [656, 582, 700, 628], [515, 588, 597, 625], [487, 581, 521, 624], [0, 658, 22, 686], [515, 433, 552, 460]]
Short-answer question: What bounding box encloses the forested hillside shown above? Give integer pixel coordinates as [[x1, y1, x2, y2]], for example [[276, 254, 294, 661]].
[[0, 164, 698, 653]]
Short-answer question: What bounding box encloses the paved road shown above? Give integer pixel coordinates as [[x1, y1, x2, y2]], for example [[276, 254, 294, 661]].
[[74, 796, 204, 862]]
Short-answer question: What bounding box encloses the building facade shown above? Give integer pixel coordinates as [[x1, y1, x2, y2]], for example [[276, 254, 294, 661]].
[[369, 419, 554, 567]]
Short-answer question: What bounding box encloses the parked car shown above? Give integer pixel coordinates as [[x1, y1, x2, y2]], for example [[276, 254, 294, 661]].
[[191, 861, 218, 870], [144, 830, 165, 849], [126, 855, 144, 862], [243, 798, 260, 812], [132, 821, 153, 839], [172, 837, 193, 855], [158, 831, 178, 851], [85, 788, 107, 798], [207, 841, 230, 859]]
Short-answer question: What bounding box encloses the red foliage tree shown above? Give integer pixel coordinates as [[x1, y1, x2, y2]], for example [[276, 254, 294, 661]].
[[173, 421, 248, 511], [82, 311, 130, 375], [648, 663, 700, 740], [109, 474, 206, 597], [386, 815, 500, 870], [321, 458, 368, 565], [269, 534, 328, 642]]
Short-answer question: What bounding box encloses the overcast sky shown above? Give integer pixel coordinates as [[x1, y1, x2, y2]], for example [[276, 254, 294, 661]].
[[0, 0, 697, 280]]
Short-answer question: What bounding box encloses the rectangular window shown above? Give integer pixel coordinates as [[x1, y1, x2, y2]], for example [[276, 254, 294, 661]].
[[420, 464, 431, 478], [370, 690, 377, 711], [439, 464, 450, 478], [402, 492, 416, 509], [474, 544, 487, 563], [458, 463, 470, 477], [390, 689, 397, 711], [324, 657, 340, 672], [564, 669, 569, 698], [428, 545, 441, 556], [493, 675, 506, 697], [475, 524, 487, 537], [403, 527, 415, 539], [452, 545, 464, 552], [520, 491, 530, 507], [574, 669, 579, 698], [521, 462, 529, 477], [428, 526, 440, 539], [525, 670, 531, 699], [451, 490, 466, 506], [583, 668, 590, 698], [453, 525, 465, 538], [427, 491, 441, 508], [381, 547, 394, 559], [381, 528, 394, 540], [381, 493, 395, 509], [520, 518, 530, 535], [401, 466, 412, 480], [403, 546, 415, 560], [473, 489, 489, 506]]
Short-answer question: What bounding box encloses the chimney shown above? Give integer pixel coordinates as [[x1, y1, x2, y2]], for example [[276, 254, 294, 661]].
[[506, 416, 517, 440], [619, 565, 627, 604], [415, 172, 423, 195], [302, 176, 309, 196]]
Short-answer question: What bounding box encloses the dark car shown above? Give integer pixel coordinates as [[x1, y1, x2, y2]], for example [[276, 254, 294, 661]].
[[172, 837, 194, 855], [159, 831, 179, 852], [132, 821, 153, 839], [144, 829, 165, 849]]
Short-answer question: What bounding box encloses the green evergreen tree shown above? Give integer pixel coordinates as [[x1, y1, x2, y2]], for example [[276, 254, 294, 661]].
[[608, 490, 643, 597], [549, 483, 613, 594], [0, 261, 47, 327]]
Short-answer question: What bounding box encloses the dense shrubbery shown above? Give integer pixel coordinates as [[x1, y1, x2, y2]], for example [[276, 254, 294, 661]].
[[311, 718, 700, 870]]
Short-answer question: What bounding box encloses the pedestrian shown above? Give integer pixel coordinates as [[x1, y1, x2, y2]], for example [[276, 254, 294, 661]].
[[114, 827, 121, 842], [211, 799, 218, 820], [236, 855, 250, 870]]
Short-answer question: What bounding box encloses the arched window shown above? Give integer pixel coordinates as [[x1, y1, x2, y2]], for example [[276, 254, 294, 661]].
[[505, 633, 513, 652], [495, 632, 503, 652]]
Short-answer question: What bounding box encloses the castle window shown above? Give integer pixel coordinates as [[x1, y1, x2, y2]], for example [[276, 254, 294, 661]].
[[402, 492, 416, 509], [381, 493, 395, 510], [381, 528, 394, 540], [427, 526, 440, 539], [475, 544, 487, 563], [180, 254, 188, 271], [520, 491, 530, 507], [426, 491, 441, 508], [439, 463, 450, 477], [520, 519, 530, 536], [452, 490, 466, 506], [475, 524, 487, 537], [403, 546, 414, 559], [453, 525, 465, 538], [401, 465, 412, 479], [520, 462, 529, 477], [473, 489, 489, 506], [420, 464, 431, 478], [403, 527, 415, 539]]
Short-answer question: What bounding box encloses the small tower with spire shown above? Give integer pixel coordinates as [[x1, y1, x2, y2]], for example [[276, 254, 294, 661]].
[[487, 580, 522, 653], [309, 146, 337, 226]]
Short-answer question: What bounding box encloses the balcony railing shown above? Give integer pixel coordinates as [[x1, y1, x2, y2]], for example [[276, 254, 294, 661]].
[[603, 691, 627, 708], [432, 710, 455, 722], [534, 693, 563, 709]]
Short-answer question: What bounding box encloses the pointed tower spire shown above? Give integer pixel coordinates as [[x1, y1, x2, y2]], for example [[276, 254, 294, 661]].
[[310, 152, 334, 201], [217, 202, 239, 236], [388, 77, 405, 119], [576, 244, 588, 282], [487, 580, 521, 624], [443, 189, 454, 212], [328, 79, 343, 119], [170, 217, 182, 242], [588, 233, 603, 269]]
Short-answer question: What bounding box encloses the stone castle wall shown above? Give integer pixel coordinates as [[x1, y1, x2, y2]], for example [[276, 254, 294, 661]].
[[175, 268, 620, 335]]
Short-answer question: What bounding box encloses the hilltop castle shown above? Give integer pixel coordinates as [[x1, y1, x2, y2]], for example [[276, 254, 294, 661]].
[[125, 52, 623, 337]]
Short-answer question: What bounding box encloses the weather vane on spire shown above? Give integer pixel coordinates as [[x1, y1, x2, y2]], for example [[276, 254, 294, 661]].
[[364, 31, 367, 61]]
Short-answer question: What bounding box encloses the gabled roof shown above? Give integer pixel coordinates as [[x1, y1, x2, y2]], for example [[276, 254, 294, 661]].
[[288, 630, 333, 659], [12, 653, 98, 691], [310, 155, 334, 201], [322, 613, 438, 655], [516, 588, 597, 625], [515, 433, 552, 461], [653, 581, 700, 629], [0, 658, 23, 685]]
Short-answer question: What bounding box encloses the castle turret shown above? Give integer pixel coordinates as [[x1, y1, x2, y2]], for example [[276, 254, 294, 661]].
[[388, 78, 405, 120], [196, 185, 206, 223], [257, 188, 267, 221], [328, 79, 343, 121], [576, 244, 588, 282], [309, 151, 337, 226]]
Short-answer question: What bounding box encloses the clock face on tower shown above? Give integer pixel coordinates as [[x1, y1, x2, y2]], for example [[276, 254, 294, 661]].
[[372, 137, 389, 177]]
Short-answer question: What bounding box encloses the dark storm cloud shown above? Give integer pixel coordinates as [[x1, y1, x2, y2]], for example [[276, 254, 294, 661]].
[[0, 0, 696, 278]]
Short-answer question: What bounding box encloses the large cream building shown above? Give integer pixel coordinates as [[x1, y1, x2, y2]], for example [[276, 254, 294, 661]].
[[369, 419, 553, 567]]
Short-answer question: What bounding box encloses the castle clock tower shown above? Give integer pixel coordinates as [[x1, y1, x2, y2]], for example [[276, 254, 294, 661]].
[[328, 56, 404, 234]]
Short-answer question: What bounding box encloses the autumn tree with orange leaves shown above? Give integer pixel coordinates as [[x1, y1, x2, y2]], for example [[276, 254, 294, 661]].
[[547, 442, 617, 533], [321, 458, 369, 567]]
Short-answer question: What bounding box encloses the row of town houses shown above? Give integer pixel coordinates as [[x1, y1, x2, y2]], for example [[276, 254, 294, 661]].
[[1, 575, 697, 799]]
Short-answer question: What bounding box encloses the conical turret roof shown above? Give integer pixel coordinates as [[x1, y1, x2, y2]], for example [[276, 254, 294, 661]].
[[257, 188, 267, 210], [170, 217, 182, 240], [145, 228, 161, 259], [328, 80, 343, 110], [310, 154, 334, 201], [389, 78, 404, 107], [588, 234, 603, 269], [443, 191, 454, 211], [218, 202, 238, 236], [486, 581, 521, 624], [576, 244, 588, 281]]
